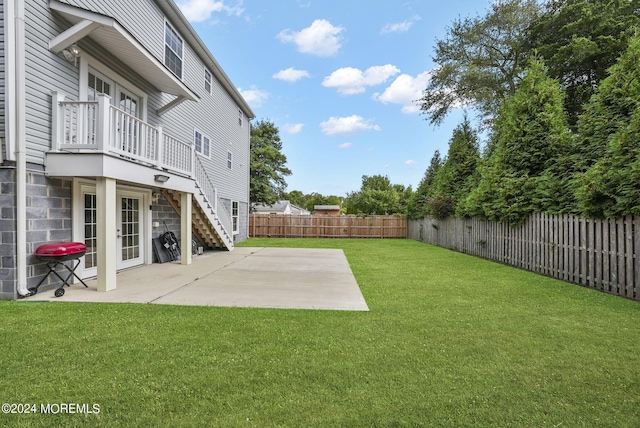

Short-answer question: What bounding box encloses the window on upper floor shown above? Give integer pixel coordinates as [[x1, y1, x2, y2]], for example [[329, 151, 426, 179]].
[[165, 22, 183, 78], [194, 130, 210, 158], [204, 68, 212, 94], [238, 109, 243, 127], [227, 151, 232, 169]]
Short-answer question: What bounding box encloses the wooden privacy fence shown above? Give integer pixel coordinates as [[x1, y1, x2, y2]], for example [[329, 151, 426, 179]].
[[409, 214, 640, 301], [250, 215, 407, 238]]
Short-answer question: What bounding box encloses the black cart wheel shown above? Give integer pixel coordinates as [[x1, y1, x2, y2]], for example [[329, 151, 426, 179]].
[[28, 287, 37, 296], [54, 288, 65, 297]]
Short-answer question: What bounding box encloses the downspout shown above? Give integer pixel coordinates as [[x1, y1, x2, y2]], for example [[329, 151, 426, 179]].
[[13, 0, 29, 297]]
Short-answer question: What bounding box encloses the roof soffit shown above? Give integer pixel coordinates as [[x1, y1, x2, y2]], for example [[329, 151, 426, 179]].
[[48, 0, 198, 109]]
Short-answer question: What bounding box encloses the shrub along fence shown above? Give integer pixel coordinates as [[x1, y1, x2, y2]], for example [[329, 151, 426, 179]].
[[250, 215, 407, 239], [409, 214, 639, 301]]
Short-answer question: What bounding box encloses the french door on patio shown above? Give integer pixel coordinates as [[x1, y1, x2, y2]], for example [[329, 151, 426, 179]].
[[116, 192, 144, 270], [75, 182, 150, 278]]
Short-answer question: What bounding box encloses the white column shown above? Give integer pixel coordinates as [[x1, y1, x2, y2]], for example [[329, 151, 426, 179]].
[[181, 192, 192, 265], [97, 177, 117, 291]]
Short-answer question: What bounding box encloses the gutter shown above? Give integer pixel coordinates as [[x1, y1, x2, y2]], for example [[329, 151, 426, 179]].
[[11, 0, 29, 297]]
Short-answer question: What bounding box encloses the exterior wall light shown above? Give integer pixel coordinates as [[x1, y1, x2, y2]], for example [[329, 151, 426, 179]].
[[154, 174, 170, 183], [62, 44, 81, 64]]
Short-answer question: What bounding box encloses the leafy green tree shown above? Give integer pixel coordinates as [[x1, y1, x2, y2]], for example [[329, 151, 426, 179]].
[[419, 0, 540, 126], [345, 175, 404, 215], [528, 0, 640, 127], [429, 117, 480, 218], [576, 33, 640, 218], [395, 184, 413, 216], [407, 151, 442, 219], [462, 58, 574, 223], [250, 120, 292, 205]]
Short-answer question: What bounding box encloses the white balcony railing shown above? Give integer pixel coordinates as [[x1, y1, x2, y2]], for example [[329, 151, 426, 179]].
[[52, 92, 193, 175], [51, 91, 233, 245], [193, 154, 233, 239]]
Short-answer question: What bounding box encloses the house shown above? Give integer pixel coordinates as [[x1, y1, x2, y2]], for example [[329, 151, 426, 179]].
[[314, 205, 341, 216], [252, 200, 311, 216], [1, 0, 255, 299]]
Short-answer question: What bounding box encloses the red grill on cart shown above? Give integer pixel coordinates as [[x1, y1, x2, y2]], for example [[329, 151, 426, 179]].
[[30, 242, 89, 297]]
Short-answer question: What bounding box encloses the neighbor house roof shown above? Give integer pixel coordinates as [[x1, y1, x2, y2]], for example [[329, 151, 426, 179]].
[[314, 205, 341, 211], [289, 204, 311, 215], [253, 200, 311, 215]]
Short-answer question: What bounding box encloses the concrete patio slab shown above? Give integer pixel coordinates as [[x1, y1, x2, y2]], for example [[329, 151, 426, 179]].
[[22, 247, 369, 311]]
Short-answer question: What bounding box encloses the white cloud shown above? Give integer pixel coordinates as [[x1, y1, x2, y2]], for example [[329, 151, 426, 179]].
[[176, 0, 243, 23], [282, 123, 304, 134], [381, 15, 421, 34], [323, 65, 400, 95], [273, 67, 311, 83], [320, 115, 381, 136], [277, 19, 344, 57], [405, 159, 417, 165], [238, 85, 269, 108], [373, 71, 431, 114], [338, 142, 352, 149]]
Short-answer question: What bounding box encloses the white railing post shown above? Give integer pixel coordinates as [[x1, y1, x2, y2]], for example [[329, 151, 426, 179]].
[[191, 144, 196, 180], [96, 94, 111, 153], [214, 188, 218, 213], [50, 91, 65, 151], [156, 126, 164, 167]]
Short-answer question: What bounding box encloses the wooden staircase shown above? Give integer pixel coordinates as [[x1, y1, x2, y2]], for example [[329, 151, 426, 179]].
[[163, 187, 234, 251]]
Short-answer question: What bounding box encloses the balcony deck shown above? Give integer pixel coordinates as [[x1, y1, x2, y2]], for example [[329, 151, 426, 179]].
[[48, 91, 234, 249]]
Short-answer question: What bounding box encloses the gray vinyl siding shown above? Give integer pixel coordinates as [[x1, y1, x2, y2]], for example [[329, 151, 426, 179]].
[[0, 4, 5, 140], [24, 1, 80, 165]]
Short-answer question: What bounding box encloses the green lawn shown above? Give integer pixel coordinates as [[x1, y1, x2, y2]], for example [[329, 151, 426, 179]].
[[1, 238, 639, 427]]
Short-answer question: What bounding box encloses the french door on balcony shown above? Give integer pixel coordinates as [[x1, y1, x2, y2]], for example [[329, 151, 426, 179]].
[[88, 69, 140, 116], [115, 88, 140, 155], [88, 68, 142, 154]]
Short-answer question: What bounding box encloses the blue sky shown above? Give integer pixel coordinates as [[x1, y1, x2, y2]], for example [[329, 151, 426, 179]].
[[177, 0, 494, 196]]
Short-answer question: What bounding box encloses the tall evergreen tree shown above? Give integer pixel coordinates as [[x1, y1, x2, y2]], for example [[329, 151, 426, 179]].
[[407, 151, 442, 219], [529, 0, 640, 127], [577, 33, 640, 218], [462, 58, 574, 223], [429, 117, 480, 219]]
